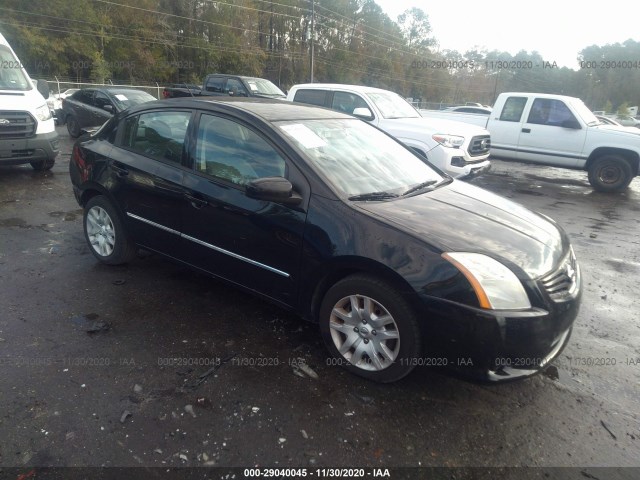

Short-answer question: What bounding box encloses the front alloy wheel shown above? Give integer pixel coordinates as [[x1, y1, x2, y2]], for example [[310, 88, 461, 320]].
[[329, 294, 400, 371], [319, 275, 421, 382]]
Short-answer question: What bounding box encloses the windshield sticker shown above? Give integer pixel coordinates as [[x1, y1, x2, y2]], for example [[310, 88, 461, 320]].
[[114, 94, 128, 101], [280, 124, 327, 149], [247, 82, 258, 91]]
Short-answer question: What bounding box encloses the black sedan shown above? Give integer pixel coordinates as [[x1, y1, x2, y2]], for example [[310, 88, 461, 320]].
[[62, 87, 156, 138], [69, 98, 581, 383]]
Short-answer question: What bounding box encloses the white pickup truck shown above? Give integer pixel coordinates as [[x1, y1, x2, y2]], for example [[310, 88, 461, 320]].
[[287, 84, 491, 179], [421, 92, 640, 192]]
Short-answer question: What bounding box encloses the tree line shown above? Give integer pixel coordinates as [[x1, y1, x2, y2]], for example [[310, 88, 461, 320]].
[[1, 0, 639, 111]]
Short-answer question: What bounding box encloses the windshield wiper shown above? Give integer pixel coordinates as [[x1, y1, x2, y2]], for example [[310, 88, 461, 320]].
[[402, 180, 439, 196], [348, 191, 399, 201]]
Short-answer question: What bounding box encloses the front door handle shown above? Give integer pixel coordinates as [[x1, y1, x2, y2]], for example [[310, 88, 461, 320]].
[[185, 193, 208, 209], [521, 128, 531, 133]]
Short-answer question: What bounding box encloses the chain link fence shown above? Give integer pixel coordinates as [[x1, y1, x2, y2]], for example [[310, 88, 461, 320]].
[[46, 78, 164, 99]]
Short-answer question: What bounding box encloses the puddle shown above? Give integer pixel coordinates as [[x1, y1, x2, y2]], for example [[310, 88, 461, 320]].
[[0, 218, 29, 228], [71, 313, 110, 333]]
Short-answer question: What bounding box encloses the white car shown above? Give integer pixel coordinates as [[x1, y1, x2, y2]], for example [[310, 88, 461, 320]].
[[286, 83, 491, 179], [53, 88, 79, 100]]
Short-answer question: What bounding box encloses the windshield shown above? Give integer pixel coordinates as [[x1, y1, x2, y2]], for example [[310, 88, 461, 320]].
[[245, 78, 285, 97], [365, 91, 421, 119], [110, 90, 156, 110], [0, 45, 31, 91], [278, 118, 443, 197], [571, 98, 599, 125]]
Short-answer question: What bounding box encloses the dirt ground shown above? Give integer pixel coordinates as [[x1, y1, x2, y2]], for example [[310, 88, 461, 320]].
[[0, 126, 639, 478]]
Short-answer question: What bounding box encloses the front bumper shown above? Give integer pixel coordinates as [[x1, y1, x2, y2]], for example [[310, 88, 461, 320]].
[[0, 131, 60, 165], [420, 267, 581, 382]]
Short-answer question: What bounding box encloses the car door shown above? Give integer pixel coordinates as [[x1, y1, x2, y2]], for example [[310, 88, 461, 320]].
[[108, 109, 193, 256], [517, 97, 587, 166], [179, 112, 308, 306], [70, 89, 95, 128], [92, 90, 114, 127], [486, 95, 529, 159]]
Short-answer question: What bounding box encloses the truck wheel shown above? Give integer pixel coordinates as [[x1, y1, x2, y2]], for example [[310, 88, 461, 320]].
[[67, 116, 80, 138], [588, 155, 633, 192], [319, 274, 422, 383], [30, 158, 55, 171]]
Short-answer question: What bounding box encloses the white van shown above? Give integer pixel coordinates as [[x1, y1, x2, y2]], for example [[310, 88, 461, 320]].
[[0, 32, 59, 170]]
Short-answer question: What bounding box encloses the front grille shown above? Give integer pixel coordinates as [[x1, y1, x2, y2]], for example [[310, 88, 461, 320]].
[[468, 135, 491, 157], [540, 248, 579, 301], [0, 111, 37, 139]]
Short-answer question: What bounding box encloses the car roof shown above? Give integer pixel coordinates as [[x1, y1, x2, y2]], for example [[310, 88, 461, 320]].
[[130, 97, 354, 122], [290, 83, 396, 95]]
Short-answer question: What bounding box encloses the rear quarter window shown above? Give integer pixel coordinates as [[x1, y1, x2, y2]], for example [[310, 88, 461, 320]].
[[500, 97, 527, 122], [293, 89, 328, 107]]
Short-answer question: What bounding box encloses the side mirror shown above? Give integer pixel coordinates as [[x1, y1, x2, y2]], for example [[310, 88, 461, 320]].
[[103, 104, 114, 113], [36, 79, 50, 99], [246, 177, 302, 205], [561, 119, 581, 129], [352, 107, 374, 121]]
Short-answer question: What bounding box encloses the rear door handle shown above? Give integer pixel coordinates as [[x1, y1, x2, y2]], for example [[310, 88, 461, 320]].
[[521, 128, 531, 133], [185, 193, 208, 209]]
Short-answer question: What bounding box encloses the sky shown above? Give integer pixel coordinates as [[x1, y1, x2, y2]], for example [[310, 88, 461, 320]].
[[374, 0, 638, 69]]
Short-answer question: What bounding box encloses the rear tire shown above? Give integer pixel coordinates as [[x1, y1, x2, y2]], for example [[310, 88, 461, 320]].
[[83, 195, 137, 265], [319, 274, 422, 383], [588, 155, 634, 192]]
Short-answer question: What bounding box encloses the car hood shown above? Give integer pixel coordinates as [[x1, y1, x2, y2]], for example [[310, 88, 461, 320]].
[[356, 181, 565, 279], [379, 116, 489, 138], [592, 124, 640, 136]]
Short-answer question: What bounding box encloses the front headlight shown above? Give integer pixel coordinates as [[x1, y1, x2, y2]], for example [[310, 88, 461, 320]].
[[432, 134, 464, 149], [443, 252, 531, 310], [35, 103, 52, 121]]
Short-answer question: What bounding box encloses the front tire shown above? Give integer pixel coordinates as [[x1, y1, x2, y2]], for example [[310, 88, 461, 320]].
[[30, 158, 55, 171], [67, 115, 80, 138], [83, 195, 137, 265], [319, 275, 422, 383], [588, 155, 634, 192]]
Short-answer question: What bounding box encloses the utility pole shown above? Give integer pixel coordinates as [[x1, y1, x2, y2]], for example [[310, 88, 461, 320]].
[[310, 0, 315, 83]]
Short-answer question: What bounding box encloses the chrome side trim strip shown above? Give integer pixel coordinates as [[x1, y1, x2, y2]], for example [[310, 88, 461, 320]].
[[127, 212, 290, 278], [127, 212, 181, 236], [181, 233, 290, 278]]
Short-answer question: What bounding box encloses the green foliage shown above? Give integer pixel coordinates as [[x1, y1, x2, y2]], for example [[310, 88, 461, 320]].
[[0, 0, 638, 108], [616, 101, 629, 115]]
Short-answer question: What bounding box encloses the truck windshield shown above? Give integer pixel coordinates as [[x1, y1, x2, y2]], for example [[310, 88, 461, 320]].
[[0, 45, 31, 91], [278, 118, 443, 197], [365, 91, 421, 119], [244, 78, 286, 98], [571, 98, 599, 126]]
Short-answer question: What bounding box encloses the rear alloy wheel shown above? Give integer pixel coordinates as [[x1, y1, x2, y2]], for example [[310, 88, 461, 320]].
[[67, 115, 80, 138], [30, 158, 55, 171], [319, 275, 421, 383], [588, 154, 634, 192], [83, 196, 137, 265]]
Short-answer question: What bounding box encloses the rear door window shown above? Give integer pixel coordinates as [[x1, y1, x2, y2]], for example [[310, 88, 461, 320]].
[[205, 76, 225, 93], [293, 89, 328, 107], [121, 111, 191, 164], [500, 97, 527, 122]]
